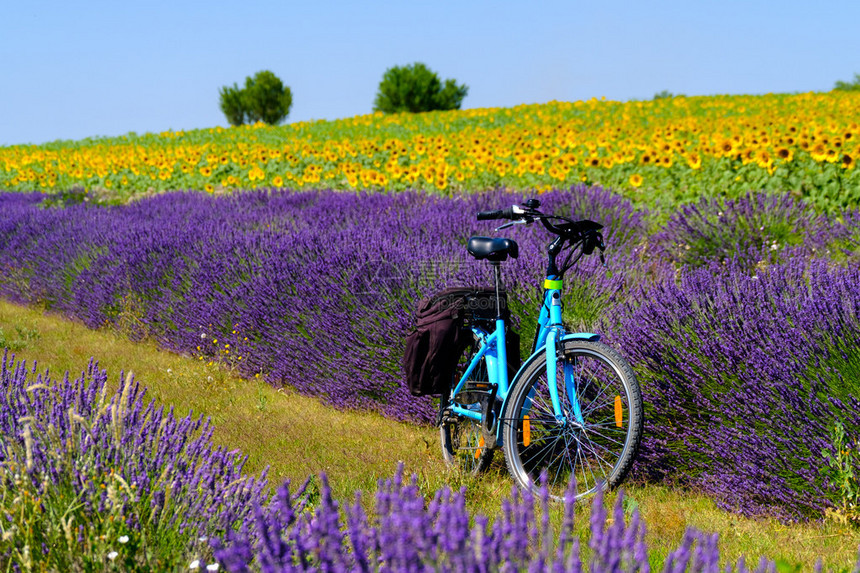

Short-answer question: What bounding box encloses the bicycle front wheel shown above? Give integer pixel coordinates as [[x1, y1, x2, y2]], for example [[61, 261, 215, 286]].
[[501, 339, 642, 500]]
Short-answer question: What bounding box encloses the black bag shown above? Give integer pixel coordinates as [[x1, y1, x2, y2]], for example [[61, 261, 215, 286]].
[[403, 287, 519, 397]]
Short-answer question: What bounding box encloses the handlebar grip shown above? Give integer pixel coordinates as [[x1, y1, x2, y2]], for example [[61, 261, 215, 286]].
[[477, 209, 503, 220], [477, 207, 514, 221]]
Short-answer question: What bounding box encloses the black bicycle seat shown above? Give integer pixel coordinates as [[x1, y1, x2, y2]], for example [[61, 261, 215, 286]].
[[467, 236, 519, 261]]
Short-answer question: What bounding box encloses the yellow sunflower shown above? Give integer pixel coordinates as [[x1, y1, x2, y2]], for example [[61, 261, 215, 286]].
[[775, 147, 793, 162], [686, 152, 702, 170], [718, 139, 736, 156]]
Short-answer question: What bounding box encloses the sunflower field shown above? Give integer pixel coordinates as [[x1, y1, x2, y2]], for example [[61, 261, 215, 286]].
[[1, 91, 859, 210]]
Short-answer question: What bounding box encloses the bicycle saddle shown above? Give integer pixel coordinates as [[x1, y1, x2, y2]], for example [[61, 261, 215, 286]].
[[467, 236, 519, 261]]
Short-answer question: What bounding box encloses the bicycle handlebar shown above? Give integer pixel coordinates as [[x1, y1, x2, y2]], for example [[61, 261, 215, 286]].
[[477, 201, 601, 238], [476, 199, 606, 270], [477, 208, 515, 221]]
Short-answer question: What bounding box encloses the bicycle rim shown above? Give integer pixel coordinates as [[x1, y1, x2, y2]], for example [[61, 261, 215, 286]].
[[502, 341, 641, 500]]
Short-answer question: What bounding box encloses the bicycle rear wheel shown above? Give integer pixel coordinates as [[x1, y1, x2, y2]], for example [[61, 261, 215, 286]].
[[440, 333, 495, 474], [501, 339, 642, 500]]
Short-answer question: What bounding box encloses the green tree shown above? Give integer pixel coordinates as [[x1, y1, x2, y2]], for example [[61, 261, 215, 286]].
[[219, 70, 293, 126], [833, 73, 860, 92], [373, 62, 468, 114], [219, 83, 247, 126], [243, 70, 293, 124]]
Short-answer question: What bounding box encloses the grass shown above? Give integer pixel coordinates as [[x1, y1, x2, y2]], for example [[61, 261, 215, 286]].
[[2, 297, 860, 570]]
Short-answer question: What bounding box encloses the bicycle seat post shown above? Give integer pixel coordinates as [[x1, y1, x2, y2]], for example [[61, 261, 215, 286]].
[[491, 261, 503, 319]]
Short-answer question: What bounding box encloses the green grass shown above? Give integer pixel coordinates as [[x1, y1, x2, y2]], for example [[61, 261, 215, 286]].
[[2, 297, 860, 570]]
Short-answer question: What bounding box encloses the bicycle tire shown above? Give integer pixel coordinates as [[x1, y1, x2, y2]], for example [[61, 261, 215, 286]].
[[501, 339, 642, 500], [440, 332, 495, 474]]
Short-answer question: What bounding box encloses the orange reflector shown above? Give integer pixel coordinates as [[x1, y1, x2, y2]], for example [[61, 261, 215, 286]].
[[523, 415, 531, 447], [614, 395, 623, 427], [475, 435, 485, 459]]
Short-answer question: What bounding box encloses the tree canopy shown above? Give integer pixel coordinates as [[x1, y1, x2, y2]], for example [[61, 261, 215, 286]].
[[219, 70, 293, 126], [373, 63, 468, 114]]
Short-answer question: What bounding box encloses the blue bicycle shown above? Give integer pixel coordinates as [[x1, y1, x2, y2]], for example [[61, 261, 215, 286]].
[[439, 198, 643, 500]]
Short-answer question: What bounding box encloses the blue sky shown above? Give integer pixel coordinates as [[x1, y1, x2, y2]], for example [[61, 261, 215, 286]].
[[2, 0, 859, 146]]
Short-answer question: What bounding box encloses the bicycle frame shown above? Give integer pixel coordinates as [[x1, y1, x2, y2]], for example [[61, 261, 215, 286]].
[[447, 276, 600, 443], [448, 317, 509, 423]]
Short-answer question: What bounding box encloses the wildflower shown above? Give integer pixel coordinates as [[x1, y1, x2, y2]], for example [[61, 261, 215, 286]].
[[108, 551, 118, 560], [189, 560, 200, 569], [207, 564, 220, 571], [119, 535, 129, 544]]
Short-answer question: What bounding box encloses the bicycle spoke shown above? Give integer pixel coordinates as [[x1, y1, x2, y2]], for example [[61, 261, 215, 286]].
[[577, 430, 615, 477]]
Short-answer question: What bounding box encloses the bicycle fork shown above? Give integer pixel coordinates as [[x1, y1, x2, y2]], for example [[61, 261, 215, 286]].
[[537, 282, 586, 427], [545, 329, 586, 426]]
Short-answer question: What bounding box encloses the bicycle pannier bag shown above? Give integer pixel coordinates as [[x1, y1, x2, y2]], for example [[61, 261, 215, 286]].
[[403, 287, 515, 397]]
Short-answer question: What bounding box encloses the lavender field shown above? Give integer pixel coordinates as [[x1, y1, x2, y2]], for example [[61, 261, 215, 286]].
[[1, 185, 860, 567], [0, 351, 855, 570]]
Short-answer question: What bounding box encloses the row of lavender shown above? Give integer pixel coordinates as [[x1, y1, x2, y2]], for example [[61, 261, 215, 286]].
[[0, 352, 266, 569], [0, 352, 849, 571], [0, 187, 646, 422], [1, 188, 859, 519]]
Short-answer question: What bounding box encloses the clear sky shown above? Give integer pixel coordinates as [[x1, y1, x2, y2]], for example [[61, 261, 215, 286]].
[[2, 0, 859, 146]]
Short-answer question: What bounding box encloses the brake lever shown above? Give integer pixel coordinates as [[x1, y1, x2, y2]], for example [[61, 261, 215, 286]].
[[495, 220, 527, 231]]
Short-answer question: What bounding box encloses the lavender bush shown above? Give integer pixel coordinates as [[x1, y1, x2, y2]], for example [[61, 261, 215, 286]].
[[651, 192, 832, 268], [0, 352, 268, 570], [607, 255, 860, 519]]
